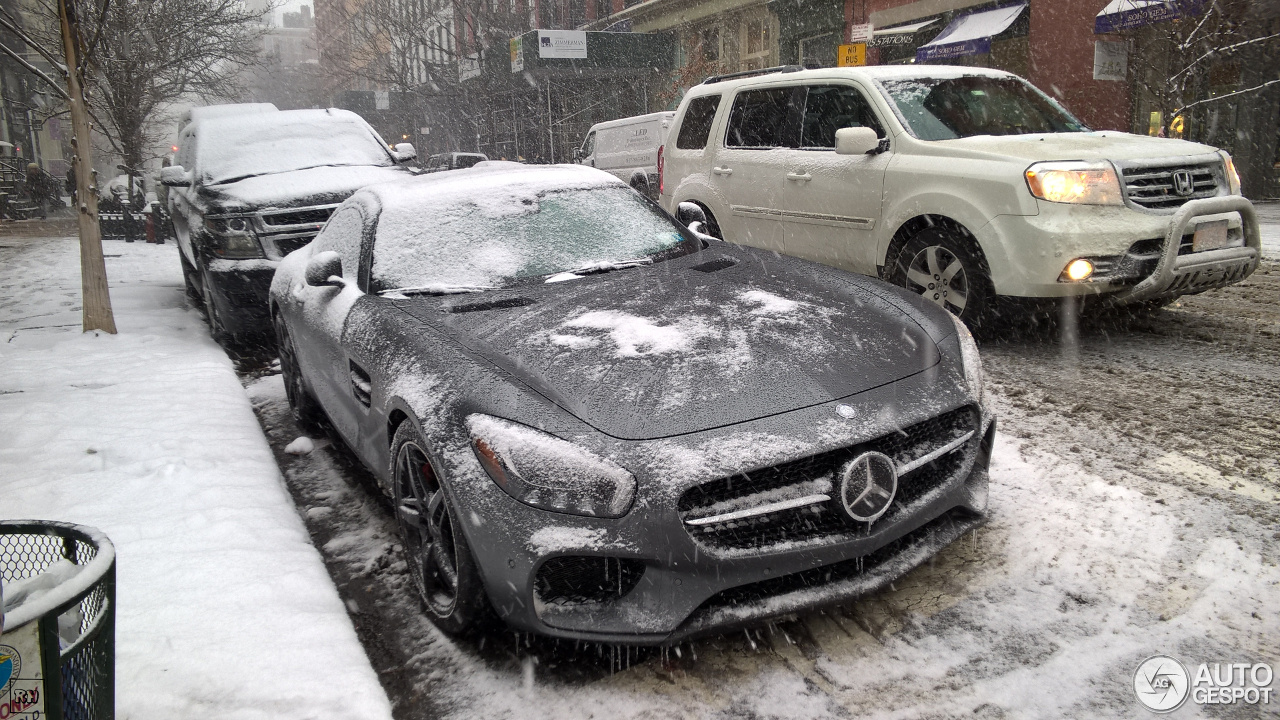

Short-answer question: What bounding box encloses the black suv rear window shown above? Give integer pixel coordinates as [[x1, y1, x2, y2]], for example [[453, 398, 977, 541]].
[[676, 95, 721, 150]]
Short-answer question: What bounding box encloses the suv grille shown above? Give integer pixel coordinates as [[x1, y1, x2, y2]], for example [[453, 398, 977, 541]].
[[1122, 163, 1222, 211], [261, 208, 334, 227], [678, 406, 977, 552]]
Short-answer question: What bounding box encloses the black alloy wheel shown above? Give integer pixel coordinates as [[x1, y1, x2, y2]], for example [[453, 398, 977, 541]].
[[273, 315, 327, 435], [889, 227, 993, 330], [390, 422, 488, 635]]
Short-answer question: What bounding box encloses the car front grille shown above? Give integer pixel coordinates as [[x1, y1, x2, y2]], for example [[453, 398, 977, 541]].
[[1121, 162, 1222, 211], [261, 207, 334, 227], [273, 235, 316, 256], [678, 406, 978, 552]]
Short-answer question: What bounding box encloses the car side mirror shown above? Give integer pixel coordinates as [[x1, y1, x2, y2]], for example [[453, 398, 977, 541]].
[[160, 166, 191, 187], [391, 143, 417, 163], [676, 201, 707, 228], [834, 127, 881, 156], [304, 251, 344, 287]]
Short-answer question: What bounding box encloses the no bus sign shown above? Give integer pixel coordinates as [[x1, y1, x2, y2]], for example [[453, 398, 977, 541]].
[[837, 43, 867, 67]]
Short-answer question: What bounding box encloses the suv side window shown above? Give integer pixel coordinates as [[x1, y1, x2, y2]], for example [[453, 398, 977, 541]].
[[313, 207, 364, 282], [725, 87, 803, 149], [675, 95, 720, 150], [800, 85, 886, 149]]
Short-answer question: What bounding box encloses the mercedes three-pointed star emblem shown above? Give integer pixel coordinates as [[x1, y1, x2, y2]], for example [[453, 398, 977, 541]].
[[839, 451, 898, 523]]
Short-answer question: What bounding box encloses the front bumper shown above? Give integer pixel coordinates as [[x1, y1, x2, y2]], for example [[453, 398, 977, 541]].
[[202, 258, 278, 337], [980, 196, 1259, 300], [460, 390, 996, 645]]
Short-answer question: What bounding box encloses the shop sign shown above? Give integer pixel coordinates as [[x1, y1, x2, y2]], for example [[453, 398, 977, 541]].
[[459, 52, 482, 81], [538, 30, 587, 59], [510, 36, 523, 72]]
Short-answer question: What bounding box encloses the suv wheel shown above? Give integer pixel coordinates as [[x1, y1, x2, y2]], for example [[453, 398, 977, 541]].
[[179, 253, 202, 305], [390, 422, 490, 636], [889, 227, 993, 329]]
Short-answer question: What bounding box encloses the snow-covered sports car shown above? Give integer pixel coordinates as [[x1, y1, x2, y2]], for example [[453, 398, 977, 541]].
[[268, 163, 995, 643]]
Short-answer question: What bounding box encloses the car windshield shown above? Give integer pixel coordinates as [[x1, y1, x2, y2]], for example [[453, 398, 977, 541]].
[[372, 184, 696, 291], [198, 117, 394, 184], [878, 75, 1088, 140]]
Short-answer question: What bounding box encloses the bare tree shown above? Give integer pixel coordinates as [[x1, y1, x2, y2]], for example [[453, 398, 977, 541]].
[[1127, 0, 1280, 134], [19, 0, 273, 173]]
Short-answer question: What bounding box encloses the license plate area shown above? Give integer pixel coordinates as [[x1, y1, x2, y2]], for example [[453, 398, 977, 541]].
[[1191, 220, 1229, 252]]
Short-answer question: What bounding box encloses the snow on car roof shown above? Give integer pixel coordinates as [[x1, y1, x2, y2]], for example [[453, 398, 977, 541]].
[[685, 64, 1017, 95], [361, 163, 625, 213], [193, 108, 393, 184]]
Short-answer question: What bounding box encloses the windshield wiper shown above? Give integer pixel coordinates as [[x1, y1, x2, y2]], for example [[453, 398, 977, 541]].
[[379, 284, 496, 298], [545, 258, 653, 283]]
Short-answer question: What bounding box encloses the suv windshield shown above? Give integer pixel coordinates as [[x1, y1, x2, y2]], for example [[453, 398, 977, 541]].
[[372, 185, 696, 291], [878, 75, 1088, 140], [199, 118, 394, 184]]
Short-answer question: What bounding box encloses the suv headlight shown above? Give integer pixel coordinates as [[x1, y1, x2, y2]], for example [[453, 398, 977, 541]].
[[949, 312, 984, 403], [206, 216, 264, 259], [1221, 151, 1241, 195], [467, 414, 636, 518], [1025, 161, 1123, 206]]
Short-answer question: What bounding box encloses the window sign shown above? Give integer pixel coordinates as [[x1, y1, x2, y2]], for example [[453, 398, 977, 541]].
[[1093, 40, 1127, 81]]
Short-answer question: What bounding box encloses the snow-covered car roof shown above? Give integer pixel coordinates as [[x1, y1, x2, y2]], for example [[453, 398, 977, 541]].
[[189, 108, 394, 185], [357, 162, 626, 213], [687, 64, 1018, 95]]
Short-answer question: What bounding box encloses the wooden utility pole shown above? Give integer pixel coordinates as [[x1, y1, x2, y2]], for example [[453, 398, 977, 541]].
[[60, 0, 116, 334]]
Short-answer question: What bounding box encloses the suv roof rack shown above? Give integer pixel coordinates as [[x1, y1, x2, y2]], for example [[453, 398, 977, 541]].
[[701, 65, 804, 85]]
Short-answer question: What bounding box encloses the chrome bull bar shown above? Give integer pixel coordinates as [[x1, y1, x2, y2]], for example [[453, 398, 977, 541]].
[[1114, 196, 1261, 303]]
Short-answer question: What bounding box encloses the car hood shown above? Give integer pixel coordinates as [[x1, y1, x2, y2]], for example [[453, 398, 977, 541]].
[[397, 250, 942, 440], [933, 131, 1222, 164], [198, 164, 411, 212]]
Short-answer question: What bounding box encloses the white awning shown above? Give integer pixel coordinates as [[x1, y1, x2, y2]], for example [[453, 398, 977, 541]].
[[873, 19, 937, 36], [1095, 0, 1182, 33], [917, 3, 1027, 60]]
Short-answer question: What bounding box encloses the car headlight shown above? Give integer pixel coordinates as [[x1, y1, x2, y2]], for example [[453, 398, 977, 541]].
[[1025, 161, 1123, 205], [1221, 151, 1241, 195], [949, 312, 984, 403], [206, 216, 264, 259], [466, 414, 636, 518]]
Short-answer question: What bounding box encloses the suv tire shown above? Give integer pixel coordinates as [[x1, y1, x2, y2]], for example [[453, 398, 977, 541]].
[[888, 226, 993, 330]]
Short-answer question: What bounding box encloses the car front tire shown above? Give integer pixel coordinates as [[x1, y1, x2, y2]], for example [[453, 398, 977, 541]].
[[274, 313, 328, 435], [390, 421, 490, 636], [888, 227, 993, 331]]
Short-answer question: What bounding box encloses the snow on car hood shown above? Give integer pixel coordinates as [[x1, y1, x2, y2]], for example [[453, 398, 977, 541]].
[[199, 164, 412, 212], [934, 131, 1222, 163], [399, 250, 941, 440]]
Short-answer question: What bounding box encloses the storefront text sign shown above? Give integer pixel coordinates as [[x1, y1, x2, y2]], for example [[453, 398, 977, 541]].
[[538, 30, 588, 59]]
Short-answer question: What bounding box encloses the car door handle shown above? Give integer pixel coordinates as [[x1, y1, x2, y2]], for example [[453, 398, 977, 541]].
[[712, 166, 734, 176], [786, 172, 812, 182]]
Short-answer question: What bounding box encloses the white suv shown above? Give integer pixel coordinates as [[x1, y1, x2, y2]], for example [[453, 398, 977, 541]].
[[660, 65, 1261, 326]]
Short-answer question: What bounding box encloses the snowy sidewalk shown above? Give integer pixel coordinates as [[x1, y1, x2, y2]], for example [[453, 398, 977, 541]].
[[0, 235, 392, 719]]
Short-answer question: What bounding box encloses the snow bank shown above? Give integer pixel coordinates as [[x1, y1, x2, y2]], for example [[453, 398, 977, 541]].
[[0, 236, 391, 720]]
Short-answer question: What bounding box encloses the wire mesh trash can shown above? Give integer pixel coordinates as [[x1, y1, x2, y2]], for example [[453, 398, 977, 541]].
[[0, 521, 115, 720]]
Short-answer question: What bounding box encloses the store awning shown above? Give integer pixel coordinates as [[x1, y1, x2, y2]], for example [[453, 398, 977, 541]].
[[917, 3, 1027, 61], [869, 19, 937, 47], [1094, 0, 1184, 33]]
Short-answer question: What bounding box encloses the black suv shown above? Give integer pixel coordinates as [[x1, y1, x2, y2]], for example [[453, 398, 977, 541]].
[[162, 106, 416, 347]]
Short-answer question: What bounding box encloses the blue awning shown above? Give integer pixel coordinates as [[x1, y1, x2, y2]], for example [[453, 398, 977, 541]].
[[1094, 0, 1203, 33], [917, 4, 1028, 62]]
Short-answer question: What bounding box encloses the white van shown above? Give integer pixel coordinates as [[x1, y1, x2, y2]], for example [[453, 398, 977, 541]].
[[576, 111, 674, 199]]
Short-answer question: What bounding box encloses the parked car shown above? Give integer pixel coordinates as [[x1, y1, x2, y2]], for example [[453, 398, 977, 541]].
[[661, 66, 1261, 329], [424, 152, 488, 172], [163, 106, 417, 346], [269, 163, 994, 642], [576, 111, 675, 200]]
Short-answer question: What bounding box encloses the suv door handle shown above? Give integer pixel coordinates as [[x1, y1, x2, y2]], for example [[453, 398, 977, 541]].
[[712, 166, 734, 176], [786, 172, 812, 182]]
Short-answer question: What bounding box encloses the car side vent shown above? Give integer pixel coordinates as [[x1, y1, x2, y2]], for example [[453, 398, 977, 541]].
[[447, 297, 536, 313], [690, 258, 737, 273]]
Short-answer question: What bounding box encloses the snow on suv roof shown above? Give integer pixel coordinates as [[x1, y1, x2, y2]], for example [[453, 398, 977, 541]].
[[688, 64, 1016, 93]]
